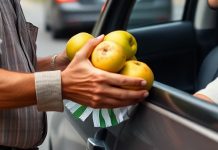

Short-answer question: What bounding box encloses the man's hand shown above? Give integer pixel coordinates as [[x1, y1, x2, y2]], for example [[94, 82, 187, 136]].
[[61, 35, 149, 108], [193, 93, 214, 103]]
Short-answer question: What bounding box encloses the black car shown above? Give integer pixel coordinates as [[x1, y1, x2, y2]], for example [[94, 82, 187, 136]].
[[44, 0, 172, 38], [49, 0, 218, 149]]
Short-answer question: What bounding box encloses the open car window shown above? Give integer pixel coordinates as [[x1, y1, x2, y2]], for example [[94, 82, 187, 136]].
[[128, 0, 187, 29]]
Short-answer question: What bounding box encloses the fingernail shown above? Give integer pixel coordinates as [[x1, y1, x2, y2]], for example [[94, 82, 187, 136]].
[[141, 80, 147, 86], [144, 92, 149, 98], [96, 34, 104, 39]]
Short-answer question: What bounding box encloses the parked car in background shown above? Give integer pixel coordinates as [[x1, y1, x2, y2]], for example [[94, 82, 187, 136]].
[[44, 0, 172, 38], [44, 0, 105, 38], [49, 0, 218, 149]]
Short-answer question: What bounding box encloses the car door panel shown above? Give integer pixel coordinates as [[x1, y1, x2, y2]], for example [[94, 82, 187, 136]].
[[115, 102, 218, 150], [63, 101, 127, 149], [114, 81, 218, 150]]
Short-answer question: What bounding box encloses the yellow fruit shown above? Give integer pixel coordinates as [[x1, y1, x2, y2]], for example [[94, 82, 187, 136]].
[[66, 32, 94, 60], [91, 41, 126, 73], [120, 60, 154, 90], [104, 30, 137, 60]]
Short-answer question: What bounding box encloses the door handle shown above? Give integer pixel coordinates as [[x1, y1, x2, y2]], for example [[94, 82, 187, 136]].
[[86, 138, 109, 150], [86, 129, 109, 150]]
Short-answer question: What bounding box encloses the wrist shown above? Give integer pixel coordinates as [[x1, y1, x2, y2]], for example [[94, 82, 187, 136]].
[[51, 53, 70, 71], [60, 70, 69, 100]]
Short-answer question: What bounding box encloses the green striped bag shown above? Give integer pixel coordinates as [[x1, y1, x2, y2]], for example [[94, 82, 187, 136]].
[[65, 101, 137, 128]]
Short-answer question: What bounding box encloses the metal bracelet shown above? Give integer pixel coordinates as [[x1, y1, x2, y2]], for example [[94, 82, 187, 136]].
[[51, 54, 58, 70]]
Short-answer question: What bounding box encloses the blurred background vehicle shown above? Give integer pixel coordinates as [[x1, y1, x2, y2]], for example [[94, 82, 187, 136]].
[[44, 0, 172, 38], [44, 0, 105, 38]]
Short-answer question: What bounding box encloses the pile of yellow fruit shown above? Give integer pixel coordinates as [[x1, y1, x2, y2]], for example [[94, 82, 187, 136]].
[[66, 30, 154, 90]]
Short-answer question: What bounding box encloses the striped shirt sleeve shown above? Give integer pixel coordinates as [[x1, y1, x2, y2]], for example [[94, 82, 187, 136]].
[[34, 70, 64, 112]]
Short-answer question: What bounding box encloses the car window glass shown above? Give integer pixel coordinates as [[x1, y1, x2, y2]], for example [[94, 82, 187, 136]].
[[127, 0, 186, 29]]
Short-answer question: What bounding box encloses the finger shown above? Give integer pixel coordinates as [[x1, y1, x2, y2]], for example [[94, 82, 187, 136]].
[[101, 71, 147, 89], [67, 88, 146, 108], [77, 34, 104, 59], [95, 97, 144, 108], [96, 84, 148, 100], [68, 91, 142, 109]]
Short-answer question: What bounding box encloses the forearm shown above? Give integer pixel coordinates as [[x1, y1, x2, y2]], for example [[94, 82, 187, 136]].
[[0, 69, 36, 108]]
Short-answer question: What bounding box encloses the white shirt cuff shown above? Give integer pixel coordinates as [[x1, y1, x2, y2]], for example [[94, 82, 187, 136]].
[[34, 70, 63, 112], [196, 77, 218, 104]]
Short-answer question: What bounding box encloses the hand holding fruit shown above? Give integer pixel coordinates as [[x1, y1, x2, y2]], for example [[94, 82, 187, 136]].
[[61, 34, 149, 108], [66, 30, 154, 90]]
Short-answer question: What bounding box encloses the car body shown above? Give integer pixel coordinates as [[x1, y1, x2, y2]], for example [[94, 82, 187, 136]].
[[49, 0, 218, 150], [44, 0, 172, 38]]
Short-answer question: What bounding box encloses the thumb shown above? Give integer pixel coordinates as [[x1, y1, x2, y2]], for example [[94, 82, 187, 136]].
[[77, 34, 104, 59]]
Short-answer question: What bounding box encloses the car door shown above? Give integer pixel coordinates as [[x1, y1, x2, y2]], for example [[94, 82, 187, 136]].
[[89, 0, 218, 149], [49, 0, 218, 150]]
